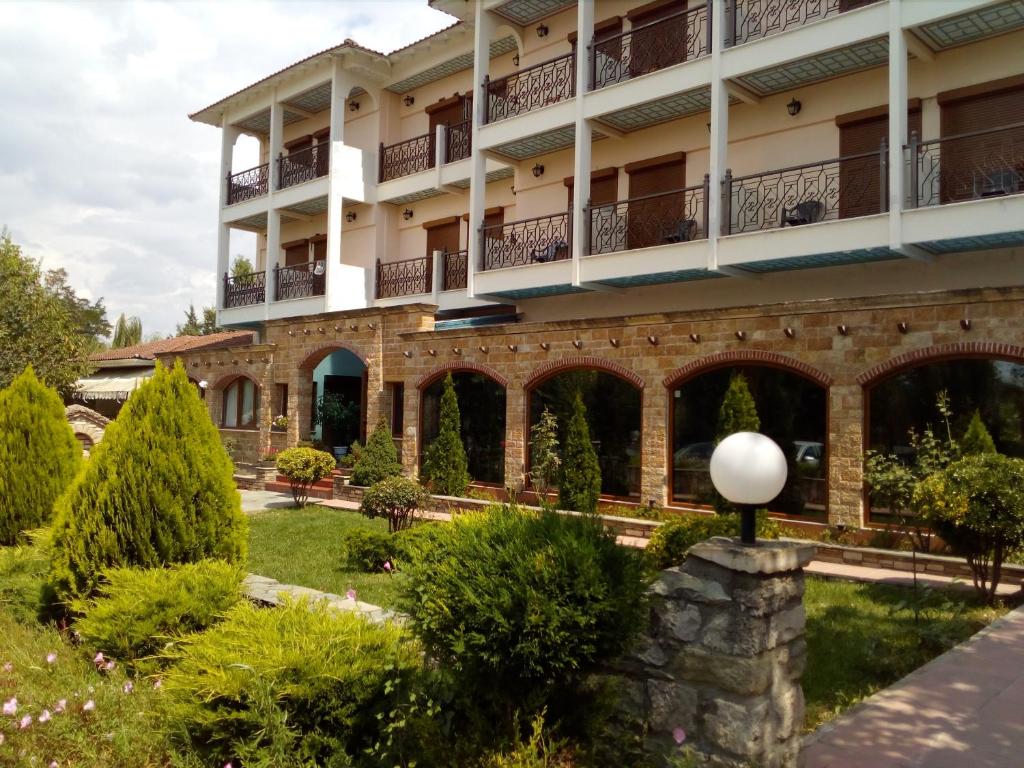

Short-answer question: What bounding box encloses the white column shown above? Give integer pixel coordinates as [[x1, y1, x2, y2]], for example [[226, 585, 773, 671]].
[[326, 58, 354, 311], [265, 98, 284, 311], [888, 2, 908, 248], [707, 0, 729, 269], [216, 121, 241, 313], [265, 208, 281, 312], [570, 0, 594, 285], [466, 0, 497, 298], [269, 97, 284, 193]]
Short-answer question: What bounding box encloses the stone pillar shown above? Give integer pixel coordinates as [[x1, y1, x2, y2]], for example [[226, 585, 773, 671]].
[[640, 385, 668, 507], [504, 379, 526, 493], [610, 539, 814, 768], [828, 383, 864, 527], [402, 382, 420, 477]]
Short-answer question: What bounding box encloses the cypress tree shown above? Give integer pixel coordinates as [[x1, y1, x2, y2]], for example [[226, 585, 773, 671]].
[[422, 373, 470, 496], [559, 391, 602, 513], [48, 360, 246, 603], [961, 410, 997, 456], [351, 416, 402, 487], [0, 366, 82, 544], [716, 372, 760, 442]]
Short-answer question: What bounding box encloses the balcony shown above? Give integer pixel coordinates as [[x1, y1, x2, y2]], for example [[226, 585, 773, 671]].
[[277, 141, 329, 190], [482, 212, 571, 270], [274, 261, 325, 301], [484, 52, 576, 124], [724, 0, 883, 47], [589, 184, 708, 255], [223, 270, 266, 308], [226, 163, 269, 205], [376, 255, 433, 299], [442, 249, 468, 291], [444, 119, 472, 164], [379, 133, 435, 182], [590, 4, 710, 90]]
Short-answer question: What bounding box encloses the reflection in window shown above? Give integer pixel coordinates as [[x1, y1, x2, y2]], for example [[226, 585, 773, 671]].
[[223, 377, 258, 429], [671, 366, 827, 517], [421, 373, 505, 484], [528, 370, 642, 498]]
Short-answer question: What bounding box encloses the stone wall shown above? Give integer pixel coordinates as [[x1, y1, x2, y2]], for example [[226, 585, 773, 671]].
[[65, 405, 109, 455]]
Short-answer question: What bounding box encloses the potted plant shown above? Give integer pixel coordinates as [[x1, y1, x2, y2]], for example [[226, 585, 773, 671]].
[[314, 392, 359, 459], [271, 414, 288, 432]]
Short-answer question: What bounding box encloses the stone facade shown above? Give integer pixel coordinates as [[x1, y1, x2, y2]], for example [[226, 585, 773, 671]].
[[171, 285, 1024, 527], [64, 405, 109, 455]]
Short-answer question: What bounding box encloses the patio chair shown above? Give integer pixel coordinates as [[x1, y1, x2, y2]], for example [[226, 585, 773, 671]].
[[664, 219, 698, 243], [532, 239, 568, 263], [781, 200, 825, 227]]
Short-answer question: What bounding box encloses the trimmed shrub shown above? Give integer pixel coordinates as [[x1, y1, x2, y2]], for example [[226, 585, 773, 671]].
[[558, 392, 601, 514], [961, 410, 997, 456], [342, 523, 446, 572], [0, 366, 82, 544], [422, 372, 470, 496], [73, 561, 243, 672], [360, 475, 428, 533], [0, 530, 51, 624], [402, 504, 648, 741], [716, 372, 760, 441], [276, 446, 336, 506], [48, 361, 247, 604], [351, 416, 402, 487], [915, 453, 1024, 603], [160, 599, 422, 768], [646, 512, 780, 570]]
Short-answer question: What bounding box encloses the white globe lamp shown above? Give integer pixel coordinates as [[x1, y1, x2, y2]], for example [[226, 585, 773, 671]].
[[709, 432, 788, 545]]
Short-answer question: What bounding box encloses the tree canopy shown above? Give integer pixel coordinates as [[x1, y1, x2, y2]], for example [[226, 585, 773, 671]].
[[111, 313, 143, 348], [176, 303, 224, 337]]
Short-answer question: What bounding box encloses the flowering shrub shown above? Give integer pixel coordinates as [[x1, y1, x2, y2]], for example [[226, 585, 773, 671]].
[[271, 414, 288, 430], [359, 476, 428, 533], [275, 446, 337, 507]]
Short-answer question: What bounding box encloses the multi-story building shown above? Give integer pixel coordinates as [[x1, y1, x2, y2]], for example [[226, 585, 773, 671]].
[[181, 0, 1024, 528]]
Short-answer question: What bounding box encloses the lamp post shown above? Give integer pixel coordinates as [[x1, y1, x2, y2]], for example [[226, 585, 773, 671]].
[[709, 432, 788, 546]]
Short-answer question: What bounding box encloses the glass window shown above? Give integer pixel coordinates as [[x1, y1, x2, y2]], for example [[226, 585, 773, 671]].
[[222, 378, 258, 429], [421, 372, 505, 484]]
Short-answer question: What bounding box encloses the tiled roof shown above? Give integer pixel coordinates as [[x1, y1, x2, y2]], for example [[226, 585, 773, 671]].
[[90, 332, 254, 362]]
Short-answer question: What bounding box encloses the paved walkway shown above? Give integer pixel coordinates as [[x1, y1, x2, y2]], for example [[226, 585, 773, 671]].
[[806, 559, 1021, 597], [240, 489, 299, 512], [802, 604, 1024, 767]]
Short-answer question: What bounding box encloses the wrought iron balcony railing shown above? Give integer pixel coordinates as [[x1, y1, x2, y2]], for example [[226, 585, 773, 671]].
[[589, 181, 708, 255], [226, 163, 270, 204], [484, 52, 576, 124], [444, 119, 472, 164], [722, 144, 888, 235], [223, 270, 266, 308], [376, 255, 433, 298], [482, 212, 571, 270], [591, 4, 711, 90], [907, 122, 1024, 209], [725, 0, 883, 47], [274, 261, 326, 301], [277, 141, 329, 189], [379, 133, 436, 182], [443, 249, 468, 290]]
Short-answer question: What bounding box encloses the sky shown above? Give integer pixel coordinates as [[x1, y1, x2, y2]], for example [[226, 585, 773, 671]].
[[0, 0, 455, 338]]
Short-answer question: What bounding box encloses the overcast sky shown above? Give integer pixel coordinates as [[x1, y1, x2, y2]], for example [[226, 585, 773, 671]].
[[0, 1, 454, 338]]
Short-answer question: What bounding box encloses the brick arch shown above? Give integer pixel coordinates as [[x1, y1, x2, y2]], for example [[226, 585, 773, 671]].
[[212, 371, 260, 391], [416, 361, 510, 390], [298, 342, 369, 372], [524, 356, 646, 391], [662, 350, 834, 389], [857, 342, 1024, 386]]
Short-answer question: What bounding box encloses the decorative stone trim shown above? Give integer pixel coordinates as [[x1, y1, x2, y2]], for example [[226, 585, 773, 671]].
[[298, 341, 369, 371], [212, 371, 259, 390], [416, 361, 510, 390], [524, 356, 647, 390], [663, 350, 834, 388], [856, 341, 1024, 385], [242, 573, 399, 625]]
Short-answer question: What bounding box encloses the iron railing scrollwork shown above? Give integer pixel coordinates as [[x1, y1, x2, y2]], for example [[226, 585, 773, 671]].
[[443, 249, 468, 290], [589, 181, 708, 255], [376, 256, 433, 298], [907, 122, 1024, 209], [379, 133, 436, 182], [444, 119, 472, 164], [277, 141, 329, 189], [591, 3, 710, 90], [226, 163, 269, 204], [484, 52, 576, 124], [725, 0, 883, 47], [223, 270, 266, 308], [722, 144, 888, 235], [482, 212, 571, 270], [274, 261, 326, 301]]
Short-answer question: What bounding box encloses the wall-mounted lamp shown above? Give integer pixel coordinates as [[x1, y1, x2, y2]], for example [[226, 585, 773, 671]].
[[349, 101, 360, 112], [536, 23, 549, 37], [689, 333, 701, 343], [479, 345, 489, 354], [345, 211, 357, 222], [402, 208, 414, 220], [786, 97, 802, 117], [427, 349, 437, 356], [836, 324, 849, 336], [784, 327, 796, 339], [532, 163, 545, 178], [572, 339, 583, 350], [960, 318, 972, 331], [403, 351, 412, 358], [403, 94, 415, 106], [647, 335, 659, 346], [897, 321, 909, 334], [508, 344, 518, 352], [452, 347, 463, 355], [317, 327, 326, 334], [735, 330, 747, 341], [609, 338, 620, 348], [512, 54, 520, 66], [349, 323, 359, 331], [539, 342, 550, 351]]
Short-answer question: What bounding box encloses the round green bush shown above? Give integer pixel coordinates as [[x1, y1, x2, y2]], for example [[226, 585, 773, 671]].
[[351, 417, 402, 487], [646, 512, 780, 570], [276, 446, 337, 506], [342, 523, 446, 572], [0, 366, 82, 544], [360, 475, 428, 533]]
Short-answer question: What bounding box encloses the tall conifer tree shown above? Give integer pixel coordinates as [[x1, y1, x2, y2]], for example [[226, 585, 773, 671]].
[[559, 391, 602, 513], [422, 373, 470, 496]]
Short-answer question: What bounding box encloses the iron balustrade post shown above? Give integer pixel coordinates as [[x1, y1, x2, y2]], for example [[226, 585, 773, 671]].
[[223, 272, 229, 308], [273, 264, 280, 302], [879, 138, 888, 213], [706, 0, 714, 52], [426, 254, 434, 293], [478, 225, 485, 271], [482, 75, 490, 125], [702, 174, 711, 237], [729, 0, 737, 47], [378, 142, 384, 184], [587, 42, 594, 93], [908, 131, 920, 209], [584, 201, 592, 256], [721, 169, 733, 235], [375, 260, 382, 299]]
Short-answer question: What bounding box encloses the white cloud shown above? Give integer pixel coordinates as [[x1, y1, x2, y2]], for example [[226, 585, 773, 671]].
[[0, 0, 454, 336]]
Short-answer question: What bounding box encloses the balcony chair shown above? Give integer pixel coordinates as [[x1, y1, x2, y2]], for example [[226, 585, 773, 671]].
[[973, 168, 1022, 198], [532, 239, 568, 263], [781, 200, 825, 227], [663, 219, 698, 243]]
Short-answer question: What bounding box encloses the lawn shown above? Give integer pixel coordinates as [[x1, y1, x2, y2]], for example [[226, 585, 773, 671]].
[[246, 506, 404, 609], [801, 576, 1007, 731]]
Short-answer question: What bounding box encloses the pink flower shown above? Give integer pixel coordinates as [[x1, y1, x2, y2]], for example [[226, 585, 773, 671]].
[[122, 681, 133, 694], [46, 651, 57, 665], [153, 678, 162, 690], [2, 662, 11, 673], [672, 727, 687, 745], [38, 709, 52, 723], [224, 763, 233, 768], [383, 561, 392, 572], [50, 762, 59, 768], [345, 589, 357, 601], [104, 660, 116, 671], [82, 700, 95, 712], [19, 714, 32, 729], [0, 733, 4, 745], [2, 697, 16, 716], [93, 652, 104, 665], [54, 699, 66, 714]]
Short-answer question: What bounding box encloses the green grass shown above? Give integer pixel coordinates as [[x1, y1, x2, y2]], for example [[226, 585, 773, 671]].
[[802, 576, 1007, 732], [246, 506, 404, 609]]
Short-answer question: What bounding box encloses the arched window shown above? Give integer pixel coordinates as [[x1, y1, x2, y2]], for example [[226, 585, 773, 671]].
[[671, 365, 828, 518], [528, 369, 642, 498], [75, 433, 94, 455], [421, 372, 506, 484], [222, 377, 258, 429]]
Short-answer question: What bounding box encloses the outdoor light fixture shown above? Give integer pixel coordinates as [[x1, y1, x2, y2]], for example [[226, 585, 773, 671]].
[[303, 328, 311, 335], [784, 327, 796, 339], [536, 23, 548, 37], [735, 330, 747, 341], [453, 347, 463, 355], [349, 101, 360, 112], [318, 327, 326, 334], [539, 342, 550, 351], [609, 338, 620, 348], [334, 325, 342, 332], [403, 208, 414, 220], [787, 97, 802, 117], [898, 321, 909, 334], [427, 349, 437, 356], [647, 336, 658, 345], [367, 322, 377, 330], [403, 95, 415, 106], [532, 163, 545, 178], [198, 380, 208, 390], [960, 318, 972, 331], [572, 339, 583, 349], [403, 351, 412, 358], [689, 333, 701, 343], [710, 432, 788, 546], [512, 54, 520, 66], [508, 344, 518, 352], [346, 211, 357, 222], [837, 324, 849, 336], [479, 345, 489, 353], [349, 323, 359, 331]]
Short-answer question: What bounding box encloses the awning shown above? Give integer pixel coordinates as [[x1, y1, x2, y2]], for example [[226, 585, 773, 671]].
[[72, 371, 154, 402]]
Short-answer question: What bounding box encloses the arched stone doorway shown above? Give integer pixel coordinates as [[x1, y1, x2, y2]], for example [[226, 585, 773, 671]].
[[298, 345, 368, 459]]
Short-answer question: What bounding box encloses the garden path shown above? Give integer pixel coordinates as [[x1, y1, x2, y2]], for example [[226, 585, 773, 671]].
[[802, 603, 1024, 767]]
